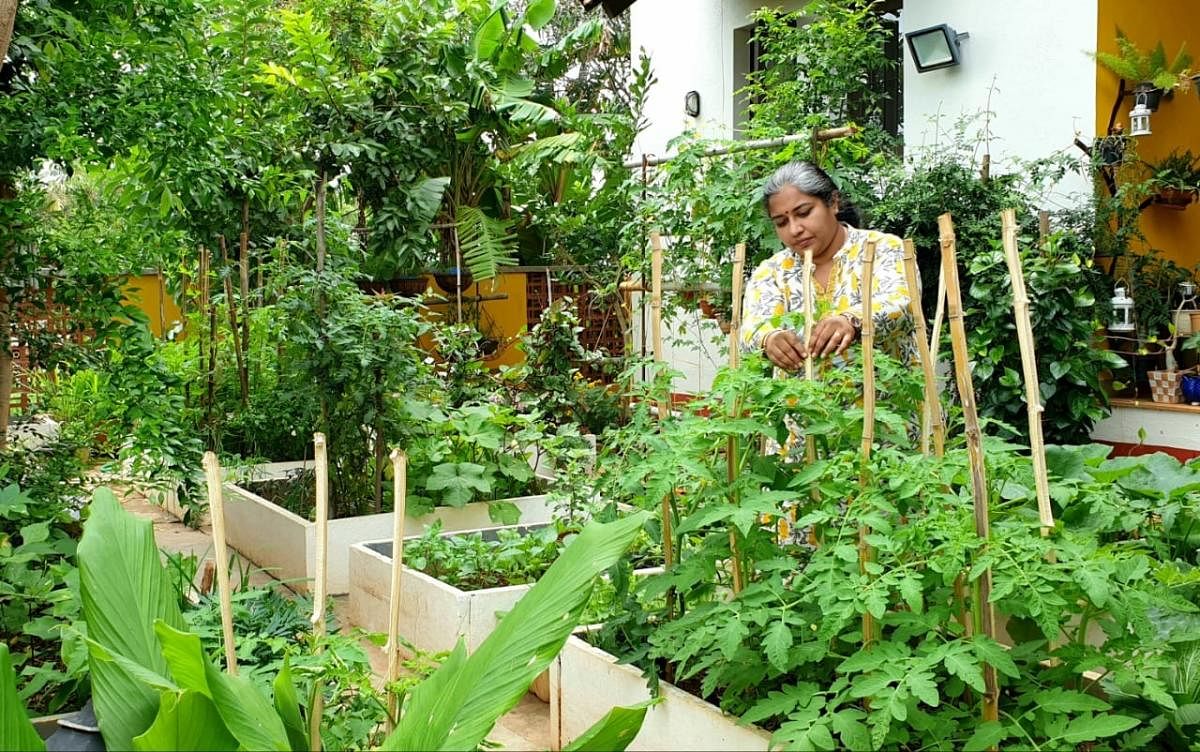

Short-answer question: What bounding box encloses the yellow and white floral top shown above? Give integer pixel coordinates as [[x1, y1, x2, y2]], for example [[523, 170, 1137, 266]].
[[740, 225, 914, 360]]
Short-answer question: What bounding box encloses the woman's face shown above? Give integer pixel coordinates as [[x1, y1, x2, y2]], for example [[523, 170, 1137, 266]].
[[766, 184, 843, 259]]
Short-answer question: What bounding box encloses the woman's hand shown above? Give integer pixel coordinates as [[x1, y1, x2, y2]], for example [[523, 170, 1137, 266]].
[[808, 314, 857, 357], [763, 329, 808, 371]]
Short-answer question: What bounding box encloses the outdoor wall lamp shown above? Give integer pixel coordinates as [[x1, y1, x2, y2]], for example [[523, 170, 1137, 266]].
[[1129, 92, 1152, 137], [905, 24, 968, 73], [684, 90, 701, 118], [1110, 285, 1136, 333]]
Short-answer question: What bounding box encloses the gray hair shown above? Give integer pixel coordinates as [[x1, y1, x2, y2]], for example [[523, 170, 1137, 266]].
[[760, 160, 838, 213]]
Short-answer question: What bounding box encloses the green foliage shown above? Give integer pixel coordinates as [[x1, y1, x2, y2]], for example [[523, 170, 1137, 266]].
[[1144, 149, 1200, 193], [1095, 30, 1193, 91], [587, 351, 1198, 750], [0, 644, 45, 752], [0, 445, 90, 715], [407, 523, 561, 590]]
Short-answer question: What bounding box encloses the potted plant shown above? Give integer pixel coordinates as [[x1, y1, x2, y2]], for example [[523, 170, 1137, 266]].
[[1094, 30, 1193, 111], [1145, 149, 1200, 209]]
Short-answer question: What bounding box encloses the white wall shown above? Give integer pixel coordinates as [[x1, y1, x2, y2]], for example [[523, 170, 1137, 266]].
[[629, 0, 808, 159], [900, 0, 1097, 205]]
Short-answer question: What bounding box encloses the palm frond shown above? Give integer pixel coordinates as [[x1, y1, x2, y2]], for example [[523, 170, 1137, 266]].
[[455, 205, 518, 281]]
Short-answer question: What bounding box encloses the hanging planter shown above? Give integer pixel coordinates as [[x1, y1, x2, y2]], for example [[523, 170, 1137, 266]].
[[433, 267, 474, 294]]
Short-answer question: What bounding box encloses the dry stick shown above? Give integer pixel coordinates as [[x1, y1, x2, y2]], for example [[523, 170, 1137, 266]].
[[648, 232, 674, 573], [202, 452, 238, 675], [901, 241, 945, 458], [384, 449, 408, 733], [858, 240, 879, 649], [240, 196, 252, 357], [939, 213, 1000, 725], [223, 274, 250, 407], [929, 264, 947, 363], [1001, 210, 1055, 539], [726, 243, 747, 595], [802, 248, 817, 463], [309, 433, 330, 751]]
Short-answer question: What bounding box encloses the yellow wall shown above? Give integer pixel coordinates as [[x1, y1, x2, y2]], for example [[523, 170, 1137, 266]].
[[1096, 0, 1200, 270], [416, 271, 531, 369], [122, 272, 183, 337]]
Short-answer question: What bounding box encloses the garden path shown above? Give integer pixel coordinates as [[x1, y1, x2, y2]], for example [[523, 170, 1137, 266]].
[[113, 484, 550, 751]]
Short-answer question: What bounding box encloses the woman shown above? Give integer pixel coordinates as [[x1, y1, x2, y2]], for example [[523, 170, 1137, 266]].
[[740, 160, 913, 370]]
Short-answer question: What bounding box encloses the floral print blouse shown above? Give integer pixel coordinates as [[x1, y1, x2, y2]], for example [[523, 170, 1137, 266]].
[[739, 225, 915, 361]]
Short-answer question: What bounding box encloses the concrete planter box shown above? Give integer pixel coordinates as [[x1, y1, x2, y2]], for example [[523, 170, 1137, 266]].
[[219, 461, 551, 594], [347, 529, 538, 653], [549, 634, 771, 751]]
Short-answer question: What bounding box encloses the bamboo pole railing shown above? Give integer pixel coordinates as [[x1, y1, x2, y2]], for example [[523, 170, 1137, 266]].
[[621, 125, 858, 169], [939, 214, 1000, 724], [727, 243, 747, 594], [901, 240, 945, 457], [1000, 210, 1055, 539], [309, 433, 329, 751], [384, 449, 408, 733], [649, 231, 674, 572], [858, 240, 879, 649], [201, 452, 238, 676]]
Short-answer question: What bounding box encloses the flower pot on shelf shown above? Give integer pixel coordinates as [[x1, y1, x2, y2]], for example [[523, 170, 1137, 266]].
[[1147, 369, 1185, 403], [1182, 373, 1200, 404], [1152, 188, 1196, 209]]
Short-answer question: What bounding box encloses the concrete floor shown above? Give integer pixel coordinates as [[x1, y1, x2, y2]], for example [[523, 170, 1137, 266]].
[[116, 485, 550, 751]]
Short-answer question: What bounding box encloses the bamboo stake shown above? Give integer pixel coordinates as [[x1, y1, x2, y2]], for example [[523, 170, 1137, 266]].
[[901, 240, 945, 457], [384, 449, 408, 733], [309, 433, 329, 751], [202, 452, 238, 675], [223, 274, 250, 407], [859, 240, 878, 649], [1001, 210, 1055, 537], [727, 243, 746, 594], [802, 248, 817, 465], [929, 265, 947, 363], [938, 213, 1000, 724], [648, 231, 673, 571]]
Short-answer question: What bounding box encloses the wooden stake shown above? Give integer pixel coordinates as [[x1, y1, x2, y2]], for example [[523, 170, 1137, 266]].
[[727, 243, 746, 594], [384, 449, 408, 733], [648, 231, 673, 571], [859, 240, 878, 649], [901, 240, 945, 457], [929, 264, 947, 364], [309, 432, 329, 751], [223, 274, 250, 407], [1001, 210, 1055, 537], [802, 248, 817, 465], [202, 452, 238, 675], [939, 213, 1000, 724]]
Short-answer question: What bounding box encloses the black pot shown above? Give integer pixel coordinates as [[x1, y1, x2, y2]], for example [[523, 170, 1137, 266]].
[[433, 268, 473, 293], [1132, 83, 1164, 112], [357, 275, 428, 297]]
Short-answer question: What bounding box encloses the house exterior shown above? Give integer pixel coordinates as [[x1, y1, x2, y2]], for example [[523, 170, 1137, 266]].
[[625, 0, 1200, 447]]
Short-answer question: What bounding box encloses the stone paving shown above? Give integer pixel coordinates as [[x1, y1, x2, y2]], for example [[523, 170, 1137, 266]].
[[115, 485, 549, 751]]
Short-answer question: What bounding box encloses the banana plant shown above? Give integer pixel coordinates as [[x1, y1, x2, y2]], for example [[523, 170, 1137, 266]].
[[62, 487, 649, 751]]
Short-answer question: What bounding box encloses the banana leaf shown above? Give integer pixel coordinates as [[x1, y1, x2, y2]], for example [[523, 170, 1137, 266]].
[[131, 691, 237, 751], [0, 644, 44, 752], [381, 512, 649, 751], [78, 487, 185, 750]]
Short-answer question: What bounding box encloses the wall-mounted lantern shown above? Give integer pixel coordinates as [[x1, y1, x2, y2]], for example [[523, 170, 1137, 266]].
[[1129, 92, 1152, 137]]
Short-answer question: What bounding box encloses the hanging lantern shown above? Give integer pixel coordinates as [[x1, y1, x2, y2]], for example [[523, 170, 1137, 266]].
[[1129, 93, 1152, 137], [1110, 285, 1136, 332], [1175, 281, 1198, 336]]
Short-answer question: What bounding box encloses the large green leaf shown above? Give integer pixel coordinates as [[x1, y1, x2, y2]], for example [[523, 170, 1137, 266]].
[[381, 512, 649, 751], [154, 621, 290, 751], [273, 657, 309, 751], [455, 205, 518, 282], [563, 702, 651, 751], [523, 0, 556, 30], [0, 644, 44, 752], [79, 487, 185, 750], [472, 8, 505, 61], [131, 691, 237, 751]]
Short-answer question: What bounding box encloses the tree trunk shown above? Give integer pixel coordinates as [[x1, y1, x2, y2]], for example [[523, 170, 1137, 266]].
[[0, 0, 18, 68], [0, 177, 16, 451]]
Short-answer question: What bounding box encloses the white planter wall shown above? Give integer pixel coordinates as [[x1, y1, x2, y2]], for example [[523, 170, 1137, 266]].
[[549, 635, 771, 751], [347, 534, 534, 653]]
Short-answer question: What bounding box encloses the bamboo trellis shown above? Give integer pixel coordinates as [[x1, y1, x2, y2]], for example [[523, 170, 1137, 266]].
[[939, 213, 1001, 724], [384, 449, 408, 733], [858, 240, 879, 649], [727, 242, 747, 594], [901, 240, 945, 457], [649, 231, 674, 573], [309, 433, 330, 751]]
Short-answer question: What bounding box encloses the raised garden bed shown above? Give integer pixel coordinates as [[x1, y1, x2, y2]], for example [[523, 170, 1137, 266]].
[[548, 633, 771, 751], [217, 461, 551, 594]]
